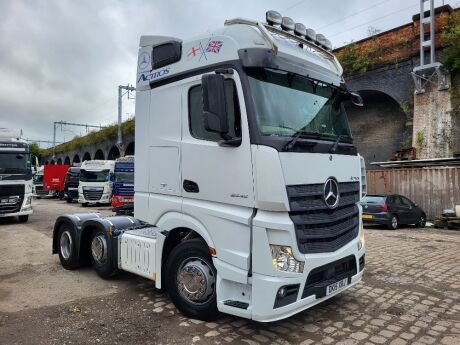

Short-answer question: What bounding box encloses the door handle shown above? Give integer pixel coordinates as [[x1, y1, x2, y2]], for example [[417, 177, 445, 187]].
[[183, 180, 199, 193]]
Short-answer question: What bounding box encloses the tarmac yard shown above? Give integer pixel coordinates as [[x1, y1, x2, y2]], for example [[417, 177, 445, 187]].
[[0, 199, 459, 345]]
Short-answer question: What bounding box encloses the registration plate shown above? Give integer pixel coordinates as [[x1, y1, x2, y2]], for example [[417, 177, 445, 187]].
[[362, 214, 373, 219], [326, 278, 348, 296]]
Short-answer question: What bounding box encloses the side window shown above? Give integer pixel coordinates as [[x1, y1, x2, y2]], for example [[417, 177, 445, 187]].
[[401, 197, 413, 207], [188, 79, 241, 142], [394, 196, 403, 206]]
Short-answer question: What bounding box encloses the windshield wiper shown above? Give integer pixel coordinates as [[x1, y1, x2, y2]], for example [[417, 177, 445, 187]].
[[283, 131, 320, 151], [329, 135, 353, 153]]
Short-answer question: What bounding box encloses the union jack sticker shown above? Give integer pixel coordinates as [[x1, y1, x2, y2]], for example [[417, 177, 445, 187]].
[[205, 40, 223, 53]]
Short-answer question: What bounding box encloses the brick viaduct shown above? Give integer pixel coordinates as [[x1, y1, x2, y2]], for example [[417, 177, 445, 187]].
[[44, 5, 459, 168]]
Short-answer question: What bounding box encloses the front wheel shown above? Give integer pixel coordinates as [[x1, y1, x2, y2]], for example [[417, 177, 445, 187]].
[[165, 239, 218, 321], [417, 214, 426, 228], [388, 215, 398, 230]]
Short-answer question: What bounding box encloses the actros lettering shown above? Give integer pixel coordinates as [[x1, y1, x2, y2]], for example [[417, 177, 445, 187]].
[[137, 68, 170, 83]]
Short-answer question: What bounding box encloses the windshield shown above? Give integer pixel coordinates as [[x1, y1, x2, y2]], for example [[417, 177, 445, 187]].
[[114, 171, 134, 183], [0, 153, 31, 175], [247, 68, 353, 141], [80, 169, 110, 182]]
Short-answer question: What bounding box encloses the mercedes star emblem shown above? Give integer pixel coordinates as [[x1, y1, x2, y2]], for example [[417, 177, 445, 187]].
[[323, 178, 340, 209]]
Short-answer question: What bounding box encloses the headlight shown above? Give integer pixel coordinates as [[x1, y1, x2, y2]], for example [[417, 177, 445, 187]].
[[270, 245, 304, 273], [25, 196, 32, 205], [358, 223, 365, 251]]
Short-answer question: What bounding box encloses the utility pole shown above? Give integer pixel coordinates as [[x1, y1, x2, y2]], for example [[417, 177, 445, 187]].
[[53, 121, 104, 159], [118, 85, 136, 153]]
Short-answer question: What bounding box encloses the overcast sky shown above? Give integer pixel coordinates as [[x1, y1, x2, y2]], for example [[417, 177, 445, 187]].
[[0, 0, 459, 147]]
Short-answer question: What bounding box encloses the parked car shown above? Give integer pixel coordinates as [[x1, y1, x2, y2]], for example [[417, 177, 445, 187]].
[[360, 194, 426, 230]]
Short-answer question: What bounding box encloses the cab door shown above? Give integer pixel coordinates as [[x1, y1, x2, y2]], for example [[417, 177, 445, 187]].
[[180, 70, 254, 208]]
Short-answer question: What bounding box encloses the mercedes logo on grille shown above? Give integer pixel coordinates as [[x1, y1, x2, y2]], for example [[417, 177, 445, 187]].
[[323, 178, 340, 209]]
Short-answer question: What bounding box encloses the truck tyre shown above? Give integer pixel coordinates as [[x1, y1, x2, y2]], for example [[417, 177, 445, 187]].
[[82, 203, 88, 207], [165, 239, 219, 321], [388, 215, 398, 230], [18, 215, 29, 223], [89, 228, 117, 278], [66, 198, 72, 203], [57, 224, 79, 269]]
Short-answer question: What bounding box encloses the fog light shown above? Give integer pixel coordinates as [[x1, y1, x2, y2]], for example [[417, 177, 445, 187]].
[[270, 245, 304, 273], [277, 286, 287, 298]]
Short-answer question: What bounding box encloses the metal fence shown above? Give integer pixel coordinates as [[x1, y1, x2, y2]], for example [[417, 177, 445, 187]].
[[366, 167, 460, 219]]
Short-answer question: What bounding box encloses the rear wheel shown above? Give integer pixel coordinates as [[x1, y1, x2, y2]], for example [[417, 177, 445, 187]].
[[417, 214, 426, 228], [165, 239, 218, 321], [90, 228, 117, 278], [58, 225, 79, 269], [388, 215, 398, 230], [18, 215, 29, 223], [81, 203, 88, 207]]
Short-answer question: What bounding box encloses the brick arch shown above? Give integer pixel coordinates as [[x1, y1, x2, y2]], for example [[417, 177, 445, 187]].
[[107, 146, 120, 160], [64, 156, 71, 165], [94, 149, 105, 160], [73, 154, 81, 163], [125, 141, 135, 156], [344, 62, 414, 117], [57, 158, 63, 165], [82, 152, 91, 162], [346, 90, 411, 169]]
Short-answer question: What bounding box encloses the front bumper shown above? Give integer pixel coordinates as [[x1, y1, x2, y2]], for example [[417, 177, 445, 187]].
[[362, 212, 392, 226], [78, 192, 111, 204], [250, 240, 365, 322]]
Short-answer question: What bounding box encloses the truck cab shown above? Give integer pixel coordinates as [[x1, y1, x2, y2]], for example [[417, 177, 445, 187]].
[[0, 128, 33, 222], [32, 166, 53, 198], [78, 160, 115, 206], [64, 166, 81, 202], [53, 11, 366, 322], [112, 155, 134, 214]]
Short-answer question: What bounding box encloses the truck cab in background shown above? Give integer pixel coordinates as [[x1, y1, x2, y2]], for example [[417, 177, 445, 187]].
[[112, 155, 134, 215], [78, 160, 115, 206], [33, 166, 52, 198], [64, 166, 81, 203], [0, 128, 33, 222]]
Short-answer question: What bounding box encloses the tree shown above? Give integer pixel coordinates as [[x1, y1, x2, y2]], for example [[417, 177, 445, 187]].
[[29, 142, 44, 164]]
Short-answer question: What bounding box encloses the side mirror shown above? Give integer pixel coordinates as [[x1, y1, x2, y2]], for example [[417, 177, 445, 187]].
[[350, 92, 364, 107], [202, 74, 229, 136]]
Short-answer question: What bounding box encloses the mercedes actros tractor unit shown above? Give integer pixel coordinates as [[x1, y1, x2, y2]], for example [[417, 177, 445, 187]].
[[0, 128, 33, 222], [52, 11, 366, 322]]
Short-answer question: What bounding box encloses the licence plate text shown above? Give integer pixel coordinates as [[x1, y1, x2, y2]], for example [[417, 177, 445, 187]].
[[326, 278, 348, 296]]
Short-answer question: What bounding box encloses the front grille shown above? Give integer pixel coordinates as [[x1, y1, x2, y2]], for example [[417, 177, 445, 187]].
[[34, 185, 48, 196], [287, 181, 360, 254], [83, 189, 103, 201], [0, 184, 24, 196], [302, 255, 357, 299], [116, 187, 134, 196], [0, 196, 24, 214]]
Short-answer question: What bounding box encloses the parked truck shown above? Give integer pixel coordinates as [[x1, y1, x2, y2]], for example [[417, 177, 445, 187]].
[[43, 164, 70, 199], [52, 11, 366, 321], [64, 166, 81, 203], [78, 160, 115, 206], [33, 166, 52, 198], [0, 128, 33, 222], [112, 155, 135, 215]]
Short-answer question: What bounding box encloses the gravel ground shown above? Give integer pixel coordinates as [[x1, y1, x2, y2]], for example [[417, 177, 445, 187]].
[[0, 198, 459, 345]]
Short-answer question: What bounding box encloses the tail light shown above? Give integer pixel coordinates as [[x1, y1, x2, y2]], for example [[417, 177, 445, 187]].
[[379, 204, 389, 211]]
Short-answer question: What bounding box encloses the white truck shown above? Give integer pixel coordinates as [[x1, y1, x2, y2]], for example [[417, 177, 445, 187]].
[[0, 128, 33, 222], [52, 11, 366, 322], [78, 160, 115, 206]]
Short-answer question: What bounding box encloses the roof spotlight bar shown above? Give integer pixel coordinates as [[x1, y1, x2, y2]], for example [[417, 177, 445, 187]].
[[265, 10, 333, 51]]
